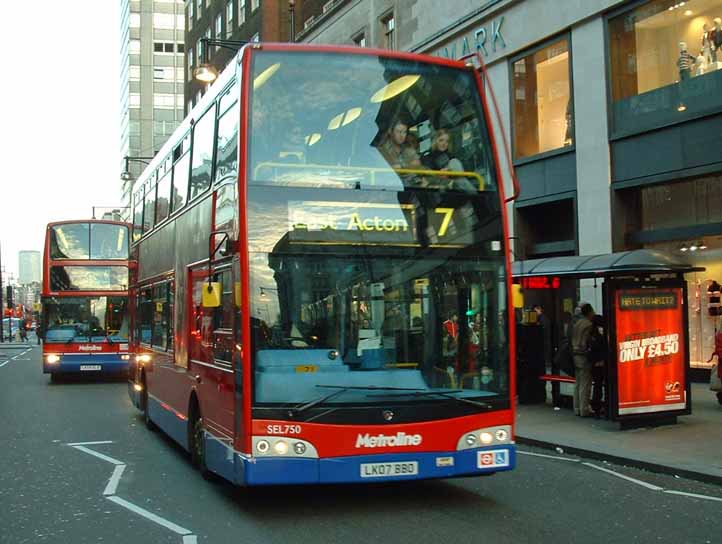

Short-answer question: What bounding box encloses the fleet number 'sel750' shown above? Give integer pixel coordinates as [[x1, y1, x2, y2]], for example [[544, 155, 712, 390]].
[[267, 424, 302, 435]]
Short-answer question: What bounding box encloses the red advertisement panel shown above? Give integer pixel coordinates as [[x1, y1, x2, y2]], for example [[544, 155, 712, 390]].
[[615, 287, 687, 416]]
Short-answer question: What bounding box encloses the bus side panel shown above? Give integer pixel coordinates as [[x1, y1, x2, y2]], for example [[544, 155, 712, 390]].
[[147, 361, 194, 450]]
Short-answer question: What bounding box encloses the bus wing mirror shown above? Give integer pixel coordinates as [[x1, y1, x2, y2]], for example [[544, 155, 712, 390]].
[[202, 282, 223, 308]]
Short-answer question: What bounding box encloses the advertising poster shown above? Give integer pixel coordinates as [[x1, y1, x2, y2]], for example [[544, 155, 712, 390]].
[[615, 287, 687, 416]]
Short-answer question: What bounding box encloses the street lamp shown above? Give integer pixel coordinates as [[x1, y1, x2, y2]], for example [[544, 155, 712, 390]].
[[120, 155, 154, 182], [194, 38, 247, 84]]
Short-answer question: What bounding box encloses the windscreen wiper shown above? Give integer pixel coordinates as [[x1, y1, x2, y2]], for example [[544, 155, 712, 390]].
[[288, 385, 423, 418], [366, 390, 493, 409]]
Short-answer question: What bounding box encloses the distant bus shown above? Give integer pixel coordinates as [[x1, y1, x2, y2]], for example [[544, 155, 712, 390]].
[[128, 43, 516, 485], [41, 220, 132, 381]]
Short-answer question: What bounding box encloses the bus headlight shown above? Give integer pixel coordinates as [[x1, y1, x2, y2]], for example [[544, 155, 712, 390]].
[[256, 440, 270, 454], [457, 426, 513, 450], [121, 354, 130, 361], [136, 354, 151, 364], [273, 441, 289, 455], [479, 432, 494, 445], [45, 354, 60, 364]]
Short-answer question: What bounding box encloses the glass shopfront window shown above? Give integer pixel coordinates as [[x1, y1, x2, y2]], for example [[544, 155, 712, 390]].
[[609, 0, 722, 136], [512, 37, 573, 160]]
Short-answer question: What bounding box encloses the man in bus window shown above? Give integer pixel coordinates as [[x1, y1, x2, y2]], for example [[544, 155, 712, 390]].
[[378, 118, 422, 171]]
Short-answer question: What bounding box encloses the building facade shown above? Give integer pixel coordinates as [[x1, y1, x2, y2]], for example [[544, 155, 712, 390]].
[[120, 0, 187, 217], [18, 251, 41, 285], [298, 0, 722, 370], [184, 0, 298, 109]]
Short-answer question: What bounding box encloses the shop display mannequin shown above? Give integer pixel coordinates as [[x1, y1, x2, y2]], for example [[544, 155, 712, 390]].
[[695, 51, 708, 76], [709, 280, 722, 317], [711, 18, 722, 63], [677, 42, 695, 81], [702, 23, 713, 63]]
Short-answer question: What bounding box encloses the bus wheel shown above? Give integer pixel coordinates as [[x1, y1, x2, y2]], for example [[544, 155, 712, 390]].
[[190, 408, 211, 480], [141, 375, 157, 431], [49, 373, 58, 384], [717, 391, 722, 406]]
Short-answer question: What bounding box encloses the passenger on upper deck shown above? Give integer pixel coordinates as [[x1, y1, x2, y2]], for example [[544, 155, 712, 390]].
[[421, 129, 476, 192], [377, 118, 422, 171]]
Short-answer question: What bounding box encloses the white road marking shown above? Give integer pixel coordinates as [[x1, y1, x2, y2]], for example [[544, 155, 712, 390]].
[[71, 445, 125, 466], [522, 449, 722, 504], [0, 348, 33, 367], [69, 443, 199, 543], [103, 464, 127, 496], [663, 490, 722, 502], [582, 462, 663, 491], [11, 348, 33, 360], [106, 496, 194, 536], [518, 450, 580, 462]]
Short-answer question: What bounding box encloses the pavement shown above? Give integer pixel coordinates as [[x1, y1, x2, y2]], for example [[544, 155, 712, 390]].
[[516, 382, 722, 485]]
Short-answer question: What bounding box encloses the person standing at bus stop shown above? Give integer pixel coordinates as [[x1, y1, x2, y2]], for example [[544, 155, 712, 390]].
[[571, 303, 595, 417]]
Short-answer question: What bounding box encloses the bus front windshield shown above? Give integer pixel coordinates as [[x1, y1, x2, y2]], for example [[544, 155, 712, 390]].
[[248, 50, 509, 423], [43, 297, 129, 343]]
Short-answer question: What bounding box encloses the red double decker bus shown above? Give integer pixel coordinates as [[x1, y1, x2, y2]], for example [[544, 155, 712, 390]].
[[42, 220, 131, 381], [128, 43, 516, 485]]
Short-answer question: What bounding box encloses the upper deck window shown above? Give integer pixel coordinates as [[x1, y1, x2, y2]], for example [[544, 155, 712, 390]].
[[90, 223, 129, 259], [51, 223, 129, 260], [248, 51, 497, 193]]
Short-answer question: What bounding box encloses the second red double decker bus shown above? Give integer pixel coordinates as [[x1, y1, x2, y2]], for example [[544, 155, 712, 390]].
[[128, 43, 516, 485], [42, 220, 132, 381]]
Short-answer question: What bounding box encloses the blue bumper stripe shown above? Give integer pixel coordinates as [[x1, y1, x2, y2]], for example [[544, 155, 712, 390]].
[[235, 446, 516, 486]]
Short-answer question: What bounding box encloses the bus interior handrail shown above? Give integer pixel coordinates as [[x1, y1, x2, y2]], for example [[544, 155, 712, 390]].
[[252, 162, 487, 191]]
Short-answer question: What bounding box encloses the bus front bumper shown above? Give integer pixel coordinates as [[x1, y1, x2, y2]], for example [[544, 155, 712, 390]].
[[230, 444, 515, 486], [43, 354, 129, 375]]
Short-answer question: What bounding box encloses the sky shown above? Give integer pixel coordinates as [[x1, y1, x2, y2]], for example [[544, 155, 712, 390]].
[[0, 1, 120, 281]]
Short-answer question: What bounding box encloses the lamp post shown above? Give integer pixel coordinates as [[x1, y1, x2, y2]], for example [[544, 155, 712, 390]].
[[194, 38, 247, 84], [120, 156, 154, 182]]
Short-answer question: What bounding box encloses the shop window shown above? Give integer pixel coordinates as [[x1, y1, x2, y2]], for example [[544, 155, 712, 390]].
[[609, 0, 722, 134], [512, 37, 573, 160]]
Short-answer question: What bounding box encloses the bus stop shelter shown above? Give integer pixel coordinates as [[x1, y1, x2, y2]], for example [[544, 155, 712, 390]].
[[512, 249, 704, 426]]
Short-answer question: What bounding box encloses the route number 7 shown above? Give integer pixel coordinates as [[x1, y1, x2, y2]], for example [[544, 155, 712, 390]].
[[434, 208, 455, 237]]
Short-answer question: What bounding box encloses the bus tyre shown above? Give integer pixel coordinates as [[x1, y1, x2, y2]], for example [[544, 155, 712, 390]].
[[190, 411, 212, 480], [49, 373, 58, 384], [717, 391, 722, 406], [141, 377, 157, 431]]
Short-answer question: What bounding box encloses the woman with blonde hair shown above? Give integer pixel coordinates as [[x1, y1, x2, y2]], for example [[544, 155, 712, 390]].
[[422, 129, 475, 191]]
